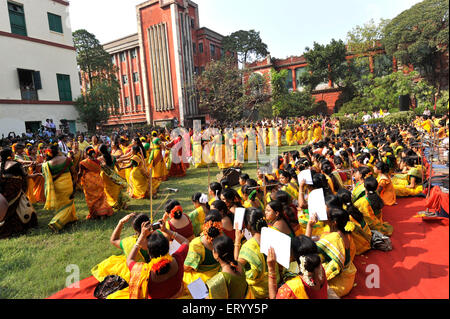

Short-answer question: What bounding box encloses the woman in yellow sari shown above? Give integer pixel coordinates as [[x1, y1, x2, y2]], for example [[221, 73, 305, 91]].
[[286, 125, 294, 146], [279, 170, 299, 201], [98, 144, 129, 211], [353, 177, 393, 236], [183, 210, 222, 286], [91, 213, 151, 284], [306, 208, 357, 298], [234, 208, 270, 299], [188, 192, 210, 237], [120, 146, 149, 199], [42, 145, 78, 232], [374, 162, 396, 206], [392, 157, 423, 197], [79, 147, 114, 220], [147, 132, 164, 195], [207, 235, 253, 299]]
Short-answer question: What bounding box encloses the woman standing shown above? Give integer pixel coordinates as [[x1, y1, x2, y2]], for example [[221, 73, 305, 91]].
[[0, 148, 37, 239], [98, 144, 129, 211], [42, 145, 78, 232], [79, 146, 114, 220], [120, 146, 149, 199]]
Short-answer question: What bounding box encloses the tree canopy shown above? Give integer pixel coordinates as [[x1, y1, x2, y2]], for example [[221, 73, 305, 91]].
[[382, 0, 449, 89], [222, 30, 269, 66]]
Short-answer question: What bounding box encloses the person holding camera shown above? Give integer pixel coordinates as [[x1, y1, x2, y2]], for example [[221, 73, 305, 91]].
[[123, 218, 190, 299]]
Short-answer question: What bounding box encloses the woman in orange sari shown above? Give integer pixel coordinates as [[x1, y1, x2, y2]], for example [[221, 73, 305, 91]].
[[78, 147, 114, 220], [374, 162, 396, 206]]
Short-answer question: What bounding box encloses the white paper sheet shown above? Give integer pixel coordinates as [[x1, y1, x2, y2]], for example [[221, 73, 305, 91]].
[[307, 188, 328, 221], [260, 227, 291, 269], [187, 278, 209, 299], [234, 207, 246, 230], [168, 239, 181, 256], [298, 169, 313, 185]]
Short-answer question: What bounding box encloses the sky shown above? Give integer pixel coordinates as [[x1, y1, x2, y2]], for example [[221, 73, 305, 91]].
[[68, 0, 423, 58]]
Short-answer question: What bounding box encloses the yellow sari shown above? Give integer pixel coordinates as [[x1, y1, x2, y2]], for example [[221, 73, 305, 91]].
[[129, 154, 149, 199], [183, 236, 220, 286], [354, 196, 394, 236], [100, 160, 129, 210], [238, 237, 269, 299], [316, 232, 356, 297], [392, 167, 423, 197], [42, 161, 77, 232], [207, 271, 254, 299]]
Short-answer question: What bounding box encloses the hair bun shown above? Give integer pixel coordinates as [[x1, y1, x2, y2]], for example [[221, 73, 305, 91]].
[[199, 193, 209, 204]]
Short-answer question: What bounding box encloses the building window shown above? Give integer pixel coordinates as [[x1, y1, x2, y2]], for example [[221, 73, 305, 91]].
[[133, 72, 139, 83], [194, 67, 199, 75], [295, 67, 307, 89], [124, 97, 130, 106], [8, 2, 27, 36], [135, 95, 141, 105], [220, 48, 224, 59], [18, 69, 40, 100], [190, 17, 195, 28], [131, 48, 137, 59], [210, 44, 216, 57], [120, 52, 126, 62], [48, 12, 63, 33], [193, 43, 196, 54], [111, 56, 116, 65], [286, 69, 293, 90], [56, 74, 72, 102], [199, 42, 203, 53], [122, 74, 128, 84]]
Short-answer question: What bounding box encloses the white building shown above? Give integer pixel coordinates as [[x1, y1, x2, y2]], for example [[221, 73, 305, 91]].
[[0, 0, 85, 137]]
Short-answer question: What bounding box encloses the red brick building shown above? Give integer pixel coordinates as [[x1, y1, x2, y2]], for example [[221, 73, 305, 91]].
[[98, 0, 228, 128]]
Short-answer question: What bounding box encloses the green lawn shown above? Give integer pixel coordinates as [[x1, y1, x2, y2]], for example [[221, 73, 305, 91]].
[[0, 145, 301, 299]]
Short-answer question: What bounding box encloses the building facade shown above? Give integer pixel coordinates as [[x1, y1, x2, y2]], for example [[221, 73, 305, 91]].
[[0, 0, 84, 136], [102, 0, 227, 128]]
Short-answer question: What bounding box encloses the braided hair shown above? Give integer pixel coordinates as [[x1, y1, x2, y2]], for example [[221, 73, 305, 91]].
[[212, 235, 240, 273]]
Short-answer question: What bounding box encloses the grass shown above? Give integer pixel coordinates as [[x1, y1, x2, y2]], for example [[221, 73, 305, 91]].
[[0, 144, 301, 299]]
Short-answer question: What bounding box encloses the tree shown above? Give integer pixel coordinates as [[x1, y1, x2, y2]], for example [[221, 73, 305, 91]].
[[241, 72, 271, 120], [195, 57, 245, 123], [346, 18, 390, 54], [299, 39, 351, 91], [222, 30, 269, 66], [73, 29, 120, 132], [382, 0, 449, 90]]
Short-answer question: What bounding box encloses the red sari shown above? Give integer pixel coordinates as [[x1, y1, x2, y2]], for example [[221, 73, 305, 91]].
[[80, 158, 114, 219], [167, 137, 186, 177]]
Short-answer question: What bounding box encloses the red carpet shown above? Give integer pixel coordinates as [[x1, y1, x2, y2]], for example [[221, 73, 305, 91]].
[[47, 198, 449, 300], [344, 197, 449, 299]]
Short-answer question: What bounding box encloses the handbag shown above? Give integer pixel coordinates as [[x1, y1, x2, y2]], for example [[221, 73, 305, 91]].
[[371, 230, 392, 252], [94, 275, 129, 299]]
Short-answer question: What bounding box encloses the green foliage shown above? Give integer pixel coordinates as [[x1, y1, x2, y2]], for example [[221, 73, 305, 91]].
[[299, 39, 350, 91], [222, 30, 269, 65], [333, 111, 416, 131], [436, 90, 449, 115], [270, 68, 289, 101], [339, 71, 436, 114], [346, 18, 391, 54], [272, 90, 316, 118], [195, 57, 245, 123], [382, 0, 449, 88]]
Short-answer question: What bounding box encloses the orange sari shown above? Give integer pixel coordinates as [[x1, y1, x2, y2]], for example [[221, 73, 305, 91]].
[[80, 158, 114, 219], [377, 175, 396, 206]]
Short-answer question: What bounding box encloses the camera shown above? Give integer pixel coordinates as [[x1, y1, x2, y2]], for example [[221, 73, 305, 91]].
[[151, 222, 161, 230]]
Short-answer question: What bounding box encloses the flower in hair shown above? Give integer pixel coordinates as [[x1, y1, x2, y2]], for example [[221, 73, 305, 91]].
[[344, 221, 356, 232], [148, 254, 173, 274], [299, 256, 315, 287], [170, 205, 183, 218], [202, 221, 223, 242]]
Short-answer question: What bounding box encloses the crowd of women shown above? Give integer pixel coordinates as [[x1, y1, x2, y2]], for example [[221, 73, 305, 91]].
[[0, 113, 448, 299]]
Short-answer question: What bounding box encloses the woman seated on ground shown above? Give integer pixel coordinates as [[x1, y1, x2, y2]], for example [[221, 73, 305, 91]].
[[211, 200, 234, 241], [337, 190, 372, 256], [265, 200, 296, 238], [278, 170, 299, 201], [208, 182, 222, 206], [268, 235, 329, 299], [121, 219, 190, 299], [374, 161, 397, 206], [392, 156, 423, 197], [234, 208, 271, 299], [183, 210, 222, 286], [0, 147, 37, 239], [188, 192, 210, 237], [307, 208, 356, 298], [242, 184, 264, 211], [163, 199, 194, 242], [353, 177, 393, 237], [206, 235, 253, 299], [351, 166, 372, 203], [221, 188, 243, 214], [91, 213, 151, 283]]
